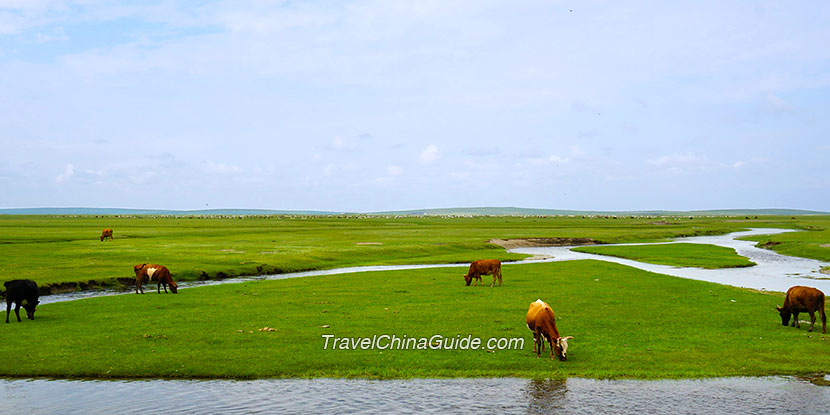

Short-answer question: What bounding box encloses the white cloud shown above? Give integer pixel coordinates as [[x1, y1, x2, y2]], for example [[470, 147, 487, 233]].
[[55, 163, 74, 183], [549, 155, 570, 163], [649, 152, 709, 167], [420, 144, 439, 164], [205, 161, 241, 174], [387, 165, 403, 176], [733, 161, 748, 169]]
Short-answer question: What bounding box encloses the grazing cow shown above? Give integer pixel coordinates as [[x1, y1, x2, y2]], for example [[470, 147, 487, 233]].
[[100, 228, 113, 241], [776, 286, 826, 333], [134, 264, 178, 294], [4, 280, 40, 323], [463, 259, 503, 287], [526, 299, 573, 361]]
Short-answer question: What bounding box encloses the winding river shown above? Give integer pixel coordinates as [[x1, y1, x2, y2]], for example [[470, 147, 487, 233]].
[[6, 228, 830, 413]]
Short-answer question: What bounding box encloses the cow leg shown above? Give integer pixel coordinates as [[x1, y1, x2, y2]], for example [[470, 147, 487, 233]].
[[5, 301, 10, 323], [497, 269, 502, 286], [809, 311, 816, 332], [821, 308, 827, 334], [14, 303, 22, 322], [792, 312, 800, 328]]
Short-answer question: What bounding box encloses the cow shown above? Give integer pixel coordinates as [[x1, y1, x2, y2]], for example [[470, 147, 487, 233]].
[[134, 264, 178, 294], [526, 299, 573, 361], [100, 228, 113, 241], [776, 286, 826, 333], [463, 259, 503, 287], [4, 280, 40, 323]]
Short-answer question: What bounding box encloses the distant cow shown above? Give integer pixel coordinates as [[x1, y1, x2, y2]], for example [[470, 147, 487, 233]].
[[4, 280, 40, 323], [100, 228, 113, 241], [526, 299, 573, 360], [463, 259, 502, 287], [776, 286, 826, 333], [134, 264, 178, 294]]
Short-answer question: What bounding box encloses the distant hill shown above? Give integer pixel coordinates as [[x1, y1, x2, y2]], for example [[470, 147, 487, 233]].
[[0, 207, 343, 216], [0, 207, 826, 216], [368, 207, 829, 216]]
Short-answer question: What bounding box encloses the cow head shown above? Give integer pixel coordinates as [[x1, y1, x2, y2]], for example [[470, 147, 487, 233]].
[[169, 281, 178, 294], [776, 305, 791, 326], [22, 300, 39, 320], [553, 336, 573, 361], [133, 264, 147, 276], [464, 274, 472, 286]]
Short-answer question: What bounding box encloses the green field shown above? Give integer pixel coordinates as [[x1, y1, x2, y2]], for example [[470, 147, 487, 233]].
[[1, 214, 829, 379], [1, 214, 826, 291], [2, 260, 829, 379], [572, 243, 756, 269]]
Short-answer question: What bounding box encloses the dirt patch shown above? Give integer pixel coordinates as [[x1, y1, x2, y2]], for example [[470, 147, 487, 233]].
[[759, 241, 782, 249], [490, 237, 602, 249]]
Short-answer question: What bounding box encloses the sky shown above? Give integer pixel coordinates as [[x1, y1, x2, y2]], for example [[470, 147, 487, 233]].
[[0, 1, 828, 212]]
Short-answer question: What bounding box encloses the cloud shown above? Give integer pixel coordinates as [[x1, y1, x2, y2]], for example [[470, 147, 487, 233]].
[[649, 152, 709, 167], [205, 161, 241, 174], [55, 163, 74, 183], [733, 161, 748, 169], [420, 144, 439, 164], [387, 165, 403, 176], [758, 92, 796, 114]]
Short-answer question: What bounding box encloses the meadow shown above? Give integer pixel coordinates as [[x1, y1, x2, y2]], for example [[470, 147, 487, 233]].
[[1, 214, 829, 379], [571, 243, 757, 269], [1, 214, 825, 291], [3, 260, 830, 379]]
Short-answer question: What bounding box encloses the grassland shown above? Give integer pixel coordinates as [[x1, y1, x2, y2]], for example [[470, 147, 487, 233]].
[[1, 214, 829, 379], [1, 214, 826, 291], [571, 243, 756, 269], [2, 260, 830, 379]]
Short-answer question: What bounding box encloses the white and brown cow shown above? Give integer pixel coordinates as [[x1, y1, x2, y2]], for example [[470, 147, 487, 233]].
[[134, 263, 178, 294], [526, 299, 572, 360]]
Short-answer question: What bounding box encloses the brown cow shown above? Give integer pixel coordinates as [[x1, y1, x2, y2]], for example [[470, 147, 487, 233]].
[[776, 286, 826, 333], [134, 263, 178, 294], [463, 259, 502, 287], [526, 299, 573, 360], [100, 228, 113, 241]]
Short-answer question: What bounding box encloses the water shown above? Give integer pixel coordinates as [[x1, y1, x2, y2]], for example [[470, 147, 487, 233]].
[[509, 228, 830, 293], [2, 376, 829, 414]]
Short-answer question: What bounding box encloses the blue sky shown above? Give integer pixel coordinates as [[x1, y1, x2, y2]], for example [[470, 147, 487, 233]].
[[1, 1, 828, 212]]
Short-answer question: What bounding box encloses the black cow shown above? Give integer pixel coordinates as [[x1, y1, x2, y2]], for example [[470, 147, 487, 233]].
[[4, 280, 40, 323]]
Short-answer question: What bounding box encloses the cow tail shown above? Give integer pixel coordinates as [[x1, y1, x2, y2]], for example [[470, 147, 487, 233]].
[[821, 293, 827, 327]]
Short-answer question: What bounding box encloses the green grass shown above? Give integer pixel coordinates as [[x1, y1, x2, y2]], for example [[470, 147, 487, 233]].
[[740, 226, 830, 263], [2, 214, 825, 291], [2, 260, 829, 379], [571, 243, 756, 269]]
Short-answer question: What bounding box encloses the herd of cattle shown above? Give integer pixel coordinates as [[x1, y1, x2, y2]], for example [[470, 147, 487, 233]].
[[3, 229, 828, 362]]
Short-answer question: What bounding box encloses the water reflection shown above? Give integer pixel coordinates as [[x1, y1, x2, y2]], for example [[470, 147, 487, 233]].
[[524, 378, 567, 413]]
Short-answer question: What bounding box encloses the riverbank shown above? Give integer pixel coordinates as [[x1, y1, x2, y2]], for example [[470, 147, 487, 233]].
[[2, 260, 829, 380]]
